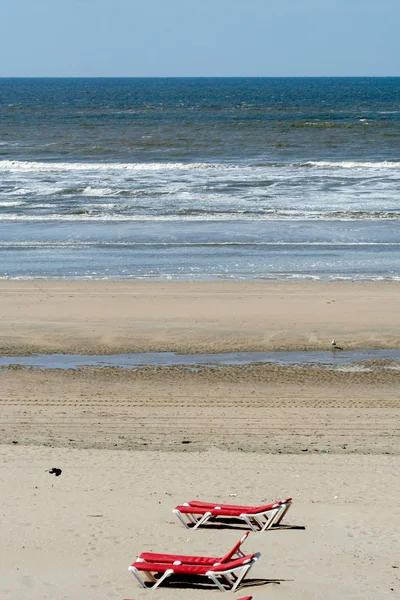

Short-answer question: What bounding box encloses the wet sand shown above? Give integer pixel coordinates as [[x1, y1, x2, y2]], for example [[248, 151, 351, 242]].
[[1, 280, 399, 355], [1, 365, 399, 454], [0, 280, 399, 454]]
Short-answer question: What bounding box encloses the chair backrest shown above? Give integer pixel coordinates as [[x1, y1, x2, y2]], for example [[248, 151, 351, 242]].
[[220, 532, 250, 563], [212, 554, 255, 572]]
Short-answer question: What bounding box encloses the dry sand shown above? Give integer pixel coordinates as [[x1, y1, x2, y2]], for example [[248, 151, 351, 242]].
[[1, 446, 399, 600], [0, 280, 399, 599]]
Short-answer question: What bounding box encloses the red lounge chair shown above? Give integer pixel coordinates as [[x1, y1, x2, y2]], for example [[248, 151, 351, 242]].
[[129, 552, 260, 592], [173, 497, 292, 531], [138, 531, 250, 565]]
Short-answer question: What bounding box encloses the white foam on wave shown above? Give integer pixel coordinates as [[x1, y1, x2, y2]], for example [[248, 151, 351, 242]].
[[1, 240, 399, 248], [0, 209, 400, 223], [8, 187, 33, 196], [0, 214, 269, 222], [0, 201, 25, 207], [2, 159, 399, 177], [1, 212, 400, 222], [83, 186, 116, 196], [0, 160, 229, 173], [303, 160, 400, 169]]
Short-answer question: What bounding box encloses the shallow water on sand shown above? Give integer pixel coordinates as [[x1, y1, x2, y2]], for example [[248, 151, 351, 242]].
[[1, 348, 400, 370]]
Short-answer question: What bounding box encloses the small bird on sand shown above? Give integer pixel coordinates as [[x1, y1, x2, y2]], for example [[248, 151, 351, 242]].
[[47, 468, 62, 477], [331, 339, 343, 350]]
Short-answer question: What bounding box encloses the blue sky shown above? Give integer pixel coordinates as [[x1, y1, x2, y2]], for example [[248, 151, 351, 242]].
[[1, 0, 399, 77]]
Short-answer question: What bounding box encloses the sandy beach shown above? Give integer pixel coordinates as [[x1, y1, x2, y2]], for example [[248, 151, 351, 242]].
[[1, 447, 399, 600], [1, 280, 399, 355], [1, 280, 399, 599]]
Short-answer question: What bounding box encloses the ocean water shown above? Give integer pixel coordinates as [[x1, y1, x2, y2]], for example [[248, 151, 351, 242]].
[[1, 77, 399, 280]]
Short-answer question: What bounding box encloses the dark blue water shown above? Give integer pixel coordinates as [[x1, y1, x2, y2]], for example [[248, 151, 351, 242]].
[[1, 78, 400, 280]]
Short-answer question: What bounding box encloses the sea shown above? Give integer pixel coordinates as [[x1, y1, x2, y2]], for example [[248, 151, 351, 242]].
[[1, 77, 399, 281]]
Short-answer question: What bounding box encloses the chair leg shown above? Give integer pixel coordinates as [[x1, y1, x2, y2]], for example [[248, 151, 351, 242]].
[[259, 508, 281, 531], [240, 514, 258, 532], [207, 571, 229, 592], [129, 566, 174, 590], [173, 509, 212, 529], [191, 511, 212, 529], [151, 568, 174, 590], [207, 561, 256, 592], [173, 508, 190, 528], [231, 564, 252, 592], [128, 566, 147, 589], [253, 515, 266, 530], [273, 502, 291, 525]]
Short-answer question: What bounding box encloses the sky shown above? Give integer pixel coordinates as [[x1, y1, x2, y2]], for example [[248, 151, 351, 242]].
[[1, 0, 399, 77]]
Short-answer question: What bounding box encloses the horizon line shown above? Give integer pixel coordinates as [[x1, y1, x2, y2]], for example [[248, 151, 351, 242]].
[[1, 75, 400, 79]]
